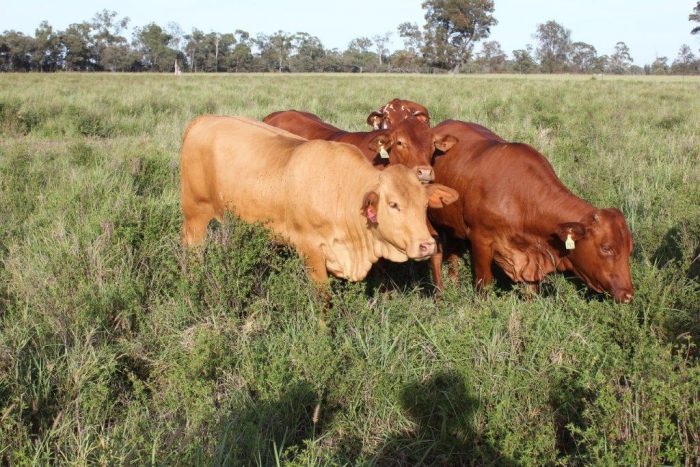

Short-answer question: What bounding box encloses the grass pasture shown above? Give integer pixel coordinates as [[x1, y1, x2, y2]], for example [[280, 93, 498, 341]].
[[0, 73, 699, 465]]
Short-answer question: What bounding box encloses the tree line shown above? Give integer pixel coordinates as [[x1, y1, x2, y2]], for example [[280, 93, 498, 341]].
[[2, 1, 700, 74]]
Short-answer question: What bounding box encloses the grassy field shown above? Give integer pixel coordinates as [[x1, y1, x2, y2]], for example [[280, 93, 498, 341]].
[[0, 72, 699, 465]]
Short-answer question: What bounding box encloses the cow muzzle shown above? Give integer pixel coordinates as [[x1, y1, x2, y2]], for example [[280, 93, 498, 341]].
[[415, 166, 435, 183], [409, 238, 437, 260], [611, 287, 634, 304], [612, 289, 634, 304]]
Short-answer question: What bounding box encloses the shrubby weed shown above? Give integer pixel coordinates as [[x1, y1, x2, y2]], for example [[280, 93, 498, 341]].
[[0, 73, 698, 465]]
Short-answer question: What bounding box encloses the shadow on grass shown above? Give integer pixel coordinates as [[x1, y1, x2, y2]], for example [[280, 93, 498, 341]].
[[213, 382, 326, 465], [652, 226, 700, 283], [363, 259, 437, 299], [368, 370, 515, 466]]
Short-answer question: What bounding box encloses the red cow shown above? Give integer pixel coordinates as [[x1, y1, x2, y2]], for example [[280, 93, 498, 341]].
[[366, 98, 430, 130], [263, 110, 455, 184], [429, 120, 634, 303]]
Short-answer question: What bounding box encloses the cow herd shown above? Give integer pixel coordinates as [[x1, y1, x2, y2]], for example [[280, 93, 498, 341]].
[[180, 99, 634, 303]]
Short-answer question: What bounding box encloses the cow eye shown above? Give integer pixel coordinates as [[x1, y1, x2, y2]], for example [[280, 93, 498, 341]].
[[396, 141, 404, 147], [600, 245, 614, 256], [389, 202, 400, 210]]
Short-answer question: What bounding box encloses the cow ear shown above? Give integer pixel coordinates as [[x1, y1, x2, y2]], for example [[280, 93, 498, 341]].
[[556, 222, 586, 249], [425, 184, 459, 209], [368, 133, 393, 153], [434, 134, 458, 153], [361, 191, 379, 224], [413, 111, 430, 125], [366, 111, 384, 130]]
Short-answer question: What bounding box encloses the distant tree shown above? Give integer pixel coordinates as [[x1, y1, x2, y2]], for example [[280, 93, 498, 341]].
[[91, 10, 129, 47], [474, 40, 506, 72], [398, 22, 424, 54], [255, 31, 294, 72], [593, 54, 609, 73], [33, 21, 61, 71], [184, 29, 205, 71], [535, 20, 571, 73], [511, 45, 538, 73], [133, 23, 177, 71], [317, 47, 343, 72], [290, 32, 325, 71], [100, 43, 137, 71], [421, 0, 497, 73], [372, 32, 392, 66], [650, 56, 669, 75], [61, 22, 97, 71], [397, 22, 424, 71], [609, 41, 633, 74], [347, 37, 373, 54], [0, 31, 36, 71], [569, 41, 597, 73], [690, 1, 700, 34], [166, 22, 186, 66], [671, 44, 698, 74], [230, 30, 253, 72], [344, 37, 377, 72], [90, 10, 131, 71]]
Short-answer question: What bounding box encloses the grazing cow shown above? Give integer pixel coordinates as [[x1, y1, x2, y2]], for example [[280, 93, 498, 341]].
[[180, 115, 459, 283], [263, 110, 455, 184], [429, 120, 634, 303], [366, 98, 431, 130]]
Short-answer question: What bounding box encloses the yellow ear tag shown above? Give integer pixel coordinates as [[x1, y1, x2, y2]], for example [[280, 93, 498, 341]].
[[565, 233, 575, 250], [379, 145, 389, 159]]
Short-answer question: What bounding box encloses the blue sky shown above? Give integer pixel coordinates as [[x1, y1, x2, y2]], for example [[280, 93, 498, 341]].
[[1, 0, 698, 65]]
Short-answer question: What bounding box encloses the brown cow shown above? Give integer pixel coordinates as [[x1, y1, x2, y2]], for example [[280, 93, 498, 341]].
[[263, 110, 455, 184], [429, 120, 634, 303], [366, 98, 430, 130], [180, 115, 459, 283]]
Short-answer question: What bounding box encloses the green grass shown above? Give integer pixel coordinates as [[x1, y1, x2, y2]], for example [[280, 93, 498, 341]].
[[0, 73, 699, 465]]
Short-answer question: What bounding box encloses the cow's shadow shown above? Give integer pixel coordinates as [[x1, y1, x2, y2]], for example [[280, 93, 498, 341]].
[[361, 370, 515, 466], [363, 258, 437, 299]]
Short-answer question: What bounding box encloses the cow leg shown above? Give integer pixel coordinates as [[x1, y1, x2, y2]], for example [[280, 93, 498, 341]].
[[304, 252, 329, 283], [303, 251, 332, 318], [445, 237, 466, 284], [470, 238, 494, 292], [430, 246, 444, 292], [427, 220, 444, 292], [181, 204, 215, 246]]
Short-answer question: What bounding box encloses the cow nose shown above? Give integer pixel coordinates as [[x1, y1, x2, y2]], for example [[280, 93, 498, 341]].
[[614, 291, 633, 304], [416, 166, 434, 183], [419, 240, 436, 256]]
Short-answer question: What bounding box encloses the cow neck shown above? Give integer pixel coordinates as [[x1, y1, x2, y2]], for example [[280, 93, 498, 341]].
[[530, 185, 596, 270], [335, 161, 385, 281]]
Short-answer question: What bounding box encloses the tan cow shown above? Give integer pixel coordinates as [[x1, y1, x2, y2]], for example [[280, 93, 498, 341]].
[[180, 115, 459, 283]]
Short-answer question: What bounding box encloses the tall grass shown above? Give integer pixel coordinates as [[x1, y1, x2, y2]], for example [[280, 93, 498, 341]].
[[0, 73, 698, 465]]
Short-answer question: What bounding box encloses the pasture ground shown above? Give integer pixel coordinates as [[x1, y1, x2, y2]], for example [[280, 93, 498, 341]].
[[0, 73, 699, 465]]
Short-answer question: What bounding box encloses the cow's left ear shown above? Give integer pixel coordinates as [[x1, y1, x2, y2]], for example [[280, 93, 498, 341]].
[[556, 222, 586, 249], [434, 134, 458, 153], [368, 133, 394, 153], [425, 184, 459, 209], [361, 191, 380, 224], [366, 111, 384, 130]]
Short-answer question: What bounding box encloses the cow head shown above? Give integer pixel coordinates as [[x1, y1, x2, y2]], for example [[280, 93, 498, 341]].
[[361, 165, 459, 262], [367, 119, 458, 183], [366, 98, 431, 130], [555, 208, 634, 303]]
